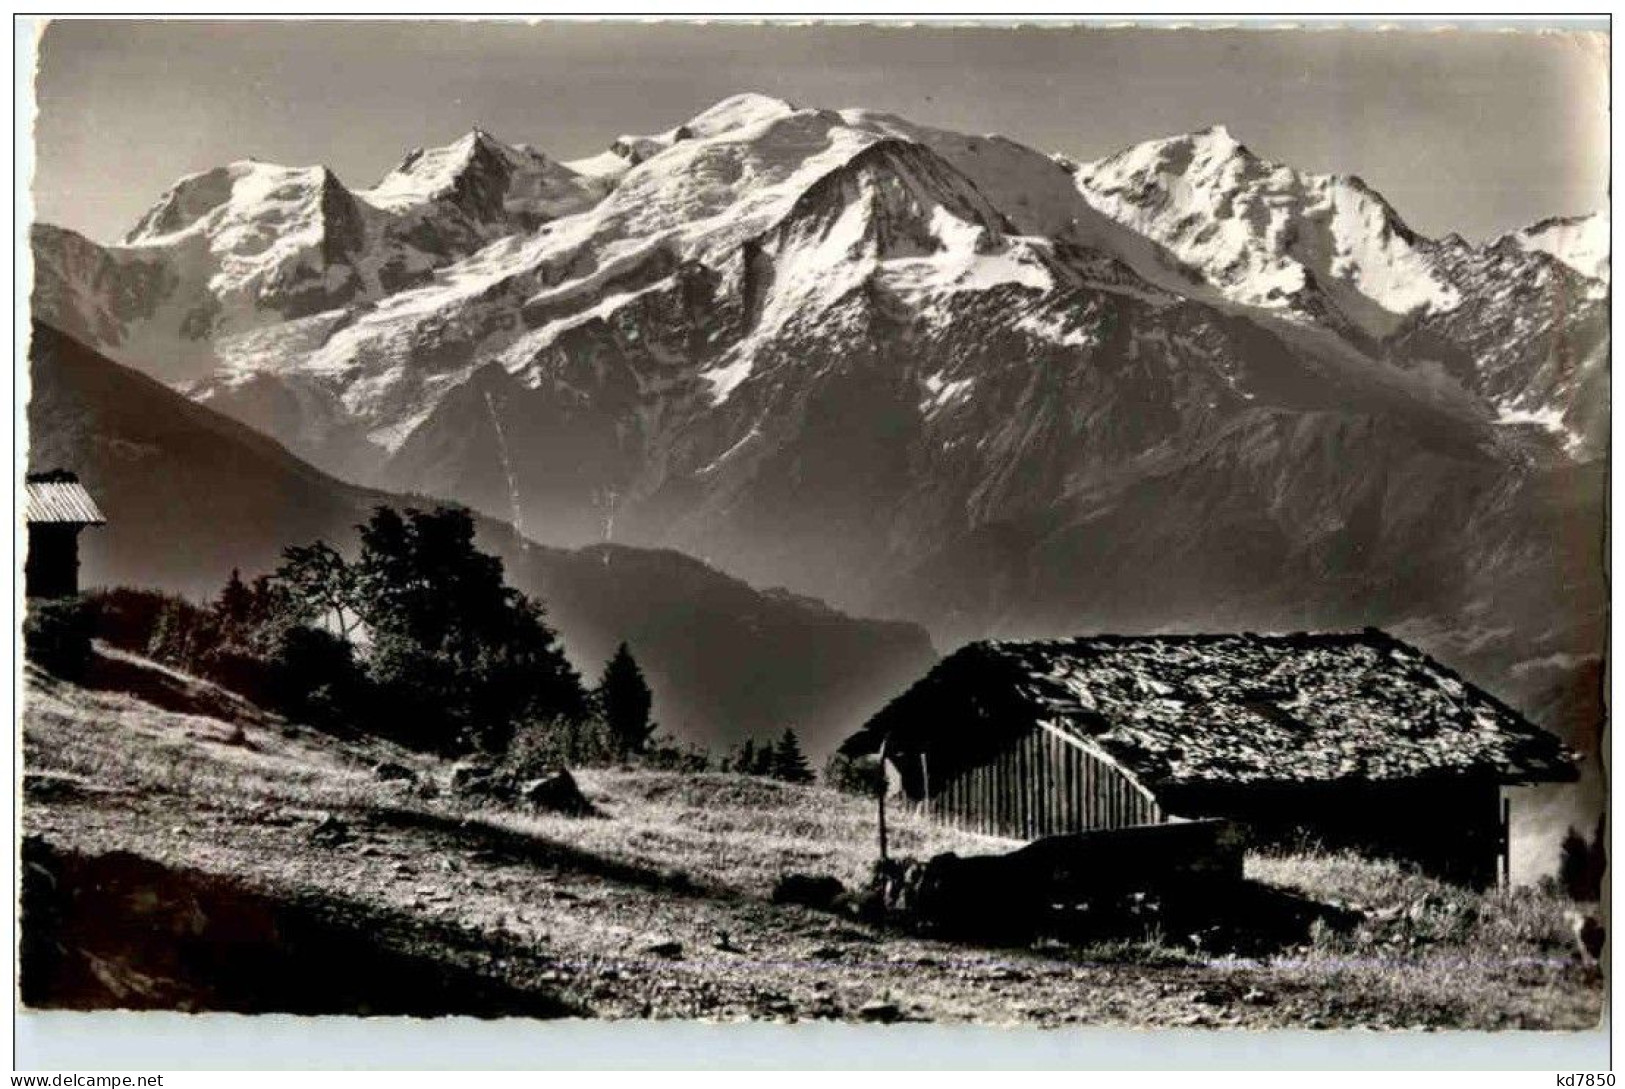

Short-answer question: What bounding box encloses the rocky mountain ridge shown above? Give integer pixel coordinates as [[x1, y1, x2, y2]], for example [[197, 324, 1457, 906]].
[[27, 321, 934, 758], [30, 95, 1607, 728]]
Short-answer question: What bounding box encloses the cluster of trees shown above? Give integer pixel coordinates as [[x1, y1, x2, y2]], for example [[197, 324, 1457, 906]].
[[720, 728, 814, 784], [53, 502, 882, 788], [91, 505, 658, 760]]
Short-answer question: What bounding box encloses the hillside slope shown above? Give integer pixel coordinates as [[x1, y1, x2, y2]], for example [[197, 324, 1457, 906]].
[[26, 322, 933, 756], [22, 650, 1602, 1026]]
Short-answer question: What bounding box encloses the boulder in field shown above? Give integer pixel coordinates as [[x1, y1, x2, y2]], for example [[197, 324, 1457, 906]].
[[643, 937, 683, 959], [449, 761, 497, 795], [858, 999, 902, 1023], [772, 872, 847, 911], [372, 761, 417, 783], [309, 814, 351, 847], [520, 769, 595, 817]]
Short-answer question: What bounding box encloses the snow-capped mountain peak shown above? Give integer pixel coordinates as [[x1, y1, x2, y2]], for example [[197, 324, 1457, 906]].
[[118, 157, 372, 320], [684, 92, 799, 137], [364, 128, 508, 208], [1181, 123, 1246, 157], [362, 127, 603, 225], [28, 94, 1609, 697], [568, 92, 802, 180], [34, 94, 1610, 527], [1503, 211, 1609, 283], [124, 159, 348, 246], [1075, 126, 1463, 336], [1086, 124, 1259, 186]]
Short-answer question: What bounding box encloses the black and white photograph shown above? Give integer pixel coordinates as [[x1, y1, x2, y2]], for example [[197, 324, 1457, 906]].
[[13, 14, 1611, 1063]]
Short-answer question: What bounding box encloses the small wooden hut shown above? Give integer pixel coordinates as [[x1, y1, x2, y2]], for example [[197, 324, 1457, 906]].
[[841, 630, 1578, 887], [25, 470, 105, 599]]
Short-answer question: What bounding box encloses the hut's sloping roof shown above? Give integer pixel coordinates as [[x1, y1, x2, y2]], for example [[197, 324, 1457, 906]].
[[25, 473, 105, 525], [846, 630, 1578, 789]]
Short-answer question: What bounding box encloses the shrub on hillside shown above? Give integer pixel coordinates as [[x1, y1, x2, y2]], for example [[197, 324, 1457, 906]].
[[147, 597, 214, 669], [83, 582, 355, 726], [86, 587, 201, 655], [84, 587, 223, 678], [721, 738, 776, 776], [261, 624, 368, 730], [1558, 814, 1606, 902], [500, 715, 618, 775], [23, 597, 95, 680], [640, 734, 712, 773], [823, 751, 883, 796]]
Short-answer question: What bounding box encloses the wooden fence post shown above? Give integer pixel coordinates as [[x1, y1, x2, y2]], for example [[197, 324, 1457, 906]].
[[877, 736, 890, 865], [1500, 795, 1512, 888]]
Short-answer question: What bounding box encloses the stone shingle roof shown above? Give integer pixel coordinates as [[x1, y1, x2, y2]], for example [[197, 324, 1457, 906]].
[[846, 630, 1578, 790]]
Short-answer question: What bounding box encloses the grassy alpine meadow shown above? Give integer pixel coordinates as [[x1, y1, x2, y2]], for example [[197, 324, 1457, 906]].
[[19, 646, 1603, 1028]]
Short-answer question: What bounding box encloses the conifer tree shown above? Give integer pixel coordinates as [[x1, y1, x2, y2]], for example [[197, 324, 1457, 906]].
[[214, 568, 254, 628], [771, 727, 814, 784], [599, 642, 655, 759]]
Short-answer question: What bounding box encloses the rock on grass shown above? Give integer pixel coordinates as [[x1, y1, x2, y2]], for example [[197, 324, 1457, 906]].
[[858, 999, 903, 1023]]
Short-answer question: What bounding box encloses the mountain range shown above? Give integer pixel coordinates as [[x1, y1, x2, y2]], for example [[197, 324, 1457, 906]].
[[29, 92, 1607, 764], [26, 321, 933, 759]]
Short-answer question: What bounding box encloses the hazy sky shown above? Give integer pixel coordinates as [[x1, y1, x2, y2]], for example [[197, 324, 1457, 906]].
[[27, 19, 1611, 245]]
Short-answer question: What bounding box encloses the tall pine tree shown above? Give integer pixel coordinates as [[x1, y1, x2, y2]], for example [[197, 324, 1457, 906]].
[[771, 727, 814, 784], [598, 642, 655, 759], [214, 568, 253, 628]]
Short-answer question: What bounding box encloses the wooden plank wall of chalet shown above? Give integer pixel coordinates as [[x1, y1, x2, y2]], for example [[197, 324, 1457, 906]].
[[914, 726, 1162, 839]]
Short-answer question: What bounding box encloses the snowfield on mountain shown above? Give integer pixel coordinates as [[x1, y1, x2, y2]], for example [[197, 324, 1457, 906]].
[[35, 92, 1607, 463], [30, 94, 1607, 788]]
